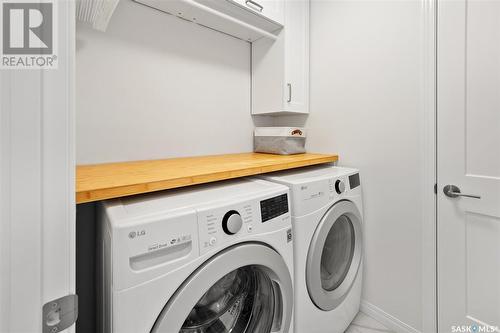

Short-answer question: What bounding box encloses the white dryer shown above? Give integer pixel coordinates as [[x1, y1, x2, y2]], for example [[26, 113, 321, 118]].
[[258, 166, 363, 333], [98, 178, 294, 333]]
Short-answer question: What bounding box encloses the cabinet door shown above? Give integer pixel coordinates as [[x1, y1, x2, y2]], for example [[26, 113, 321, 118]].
[[252, 31, 286, 115], [229, 0, 284, 25], [283, 0, 309, 113], [251, 0, 309, 115]]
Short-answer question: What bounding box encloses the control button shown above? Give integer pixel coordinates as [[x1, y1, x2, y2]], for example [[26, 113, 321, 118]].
[[222, 210, 243, 235], [247, 225, 253, 233], [335, 180, 346, 194], [209, 237, 217, 246]]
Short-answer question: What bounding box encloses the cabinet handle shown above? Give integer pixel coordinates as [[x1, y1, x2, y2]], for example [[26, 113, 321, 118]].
[[287, 83, 292, 102], [245, 0, 263, 12]]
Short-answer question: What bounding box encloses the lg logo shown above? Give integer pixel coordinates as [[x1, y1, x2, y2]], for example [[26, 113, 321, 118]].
[[2, 2, 53, 54], [129, 230, 146, 239]]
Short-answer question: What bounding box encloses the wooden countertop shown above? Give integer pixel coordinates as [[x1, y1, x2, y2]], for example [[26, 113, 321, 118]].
[[76, 152, 338, 204]]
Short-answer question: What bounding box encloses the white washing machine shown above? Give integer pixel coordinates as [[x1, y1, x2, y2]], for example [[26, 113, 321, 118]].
[[98, 178, 295, 333], [258, 166, 363, 333]]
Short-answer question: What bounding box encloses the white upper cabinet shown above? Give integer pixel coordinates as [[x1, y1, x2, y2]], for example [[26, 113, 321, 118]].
[[134, 0, 284, 42], [228, 0, 284, 25], [252, 0, 309, 115]]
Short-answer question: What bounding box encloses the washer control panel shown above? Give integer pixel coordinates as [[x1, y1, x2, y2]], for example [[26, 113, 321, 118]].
[[222, 210, 243, 235], [198, 202, 256, 253], [335, 179, 345, 194], [197, 192, 290, 255], [260, 193, 289, 223], [349, 173, 361, 189]]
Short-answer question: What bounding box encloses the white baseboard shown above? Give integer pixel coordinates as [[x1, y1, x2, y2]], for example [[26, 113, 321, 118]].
[[360, 300, 421, 333]]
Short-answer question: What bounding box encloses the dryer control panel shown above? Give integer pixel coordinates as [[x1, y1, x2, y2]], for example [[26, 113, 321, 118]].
[[289, 175, 352, 217]]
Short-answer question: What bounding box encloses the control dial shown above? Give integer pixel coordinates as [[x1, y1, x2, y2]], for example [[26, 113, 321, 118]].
[[222, 210, 243, 235], [335, 180, 346, 194]]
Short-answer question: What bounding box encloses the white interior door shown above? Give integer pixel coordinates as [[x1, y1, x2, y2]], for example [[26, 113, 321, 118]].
[[0, 1, 75, 332], [437, 0, 500, 331]]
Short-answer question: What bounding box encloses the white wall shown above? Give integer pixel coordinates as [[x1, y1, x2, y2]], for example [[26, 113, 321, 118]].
[[76, 0, 256, 164], [306, 1, 426, 331]]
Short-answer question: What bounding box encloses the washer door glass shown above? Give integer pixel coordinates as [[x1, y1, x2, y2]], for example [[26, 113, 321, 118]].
[[320, 215, 355, 291], [151, 243, 293, 333], [306, 200, 363, 311], [180, 266, 276, 333]]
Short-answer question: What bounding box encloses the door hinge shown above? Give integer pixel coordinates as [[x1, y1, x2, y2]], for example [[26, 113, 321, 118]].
[[43, 294, 78, 333], [434, 183, 437, 194]]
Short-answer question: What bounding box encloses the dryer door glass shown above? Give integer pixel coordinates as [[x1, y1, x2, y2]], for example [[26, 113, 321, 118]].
[[320, 215, 355, 291], [180, 265, 278, 333], [306, 200, 363, 311]]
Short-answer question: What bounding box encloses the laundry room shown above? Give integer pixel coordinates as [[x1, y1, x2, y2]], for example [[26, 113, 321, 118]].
[[73, 1, 428, 331], [1, 0, 499, 333]]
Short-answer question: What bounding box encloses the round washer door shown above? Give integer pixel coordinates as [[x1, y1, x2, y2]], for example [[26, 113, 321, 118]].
[[306, 200, 363, 311], [151, 243, 293, 333]]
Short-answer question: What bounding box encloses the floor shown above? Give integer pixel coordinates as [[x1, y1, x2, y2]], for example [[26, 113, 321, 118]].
[[345, 312, 393, 333]]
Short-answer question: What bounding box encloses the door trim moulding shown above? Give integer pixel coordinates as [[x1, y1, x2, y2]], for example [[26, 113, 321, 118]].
[[0, 1, 76, 332], [420, 0, 437, 332]]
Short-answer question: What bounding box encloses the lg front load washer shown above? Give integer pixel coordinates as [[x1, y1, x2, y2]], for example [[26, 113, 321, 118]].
[[98, 178, 294, 333], [258, 166, 363, 333]]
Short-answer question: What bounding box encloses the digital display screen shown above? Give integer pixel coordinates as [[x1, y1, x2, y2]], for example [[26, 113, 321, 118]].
[[260, 194, 289, 223], [349, 173, 360, 189]]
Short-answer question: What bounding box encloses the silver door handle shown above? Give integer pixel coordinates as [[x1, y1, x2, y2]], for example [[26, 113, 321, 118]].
[[287, 83, 292, 102], [245, 0, 263, 12], [443, 185, 481, 199]]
